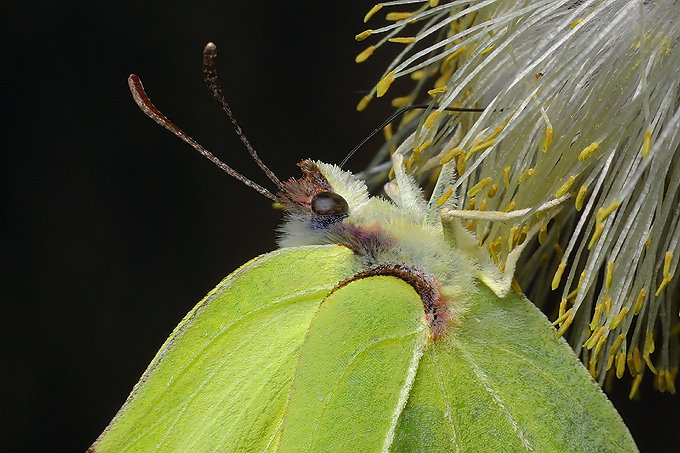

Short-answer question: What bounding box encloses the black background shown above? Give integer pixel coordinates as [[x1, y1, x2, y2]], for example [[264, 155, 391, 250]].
[[2, 2, 677, 451]]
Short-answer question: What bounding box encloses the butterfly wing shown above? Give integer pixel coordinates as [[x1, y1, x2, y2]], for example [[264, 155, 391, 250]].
[[277, 276, 429, 451], [391, 284, 638, 452], [89, 245, 356, 452]]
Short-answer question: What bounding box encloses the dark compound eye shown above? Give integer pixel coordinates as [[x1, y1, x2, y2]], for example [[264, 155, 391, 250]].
[[311, 191, 349, 216]]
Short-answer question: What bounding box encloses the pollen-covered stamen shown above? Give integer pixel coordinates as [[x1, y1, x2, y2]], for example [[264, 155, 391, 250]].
[[333, 264, 450, 339]]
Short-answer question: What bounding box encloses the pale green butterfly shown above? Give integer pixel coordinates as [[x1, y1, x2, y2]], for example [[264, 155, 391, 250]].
[[88, 43, 637, 452]]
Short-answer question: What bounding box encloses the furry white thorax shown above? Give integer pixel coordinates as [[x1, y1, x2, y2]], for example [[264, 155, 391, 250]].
[[278, 161, 480, 312]]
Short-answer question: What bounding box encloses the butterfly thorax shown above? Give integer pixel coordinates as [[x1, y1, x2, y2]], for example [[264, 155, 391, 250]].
[[278, 160, 478, 337]]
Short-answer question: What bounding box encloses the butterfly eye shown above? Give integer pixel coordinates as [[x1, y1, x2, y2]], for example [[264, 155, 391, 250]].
[[311, 191, 349, 216]]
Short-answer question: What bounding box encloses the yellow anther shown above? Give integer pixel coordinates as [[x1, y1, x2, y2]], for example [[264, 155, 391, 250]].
[[518, 226, 528, 245], [364, 4, 383, 22], [466, 220, 475, 232], [356, 94, 372, 112], [518, 167, 534, 183], [404, 155, 414, 172], [555, 176, 575, 198], [480, 45, 494, 55], [609, 307, 629, 330], [503, 200, 516, 212], [487, 183, 498, 198], [575, 185, 587, 211], [578, 270, 587, 288], [508, 226, 517, 249], [606, 354, 615, 372], [355, 45, 375, 63], [440, 147, 461, 164], [435, 188, 453, 207], [429, 0, 439, 6], [427, 86, 447, 96], [643, 352, 657, 375], [538, 223, 548, 244], [616, 351, 626, 378], [468, 139, 496, 158], [468, 197, 476, 210], [633, 288, 647, 314], [603, 293, 612, 316], [570, 18, 583, 29], [383, 123, 393, 141], [663, 251, 673, 276], [657, 371, 667, 392], [642, 129, 652, 157], [488, 239, 501, 263], [355, 29, 373, 41], [656, 275, 672, 296], [424, 111, 440, 128], [386, 11, 413, 21], [389, 36, 416, 44], [391, 96, 410, 108], [541, 125, 553, 153], [642, 331, 657, 374], [553, 243, 564, 260], [558, 298, 567, 319], [467, 177, 491, 197], [410, 69, 426, 80], [456, 150, 466, 175], [590, 304, 602, 331], [610, 334, 626, 357], [666, 370, 677, 394], [554, 313, 574, 337], [480, 199, 487, 211], [596, 201, 620, 224], [566, 286, 580, 301], [434, 70, 452, 89], [629, 375, 642, 399], [272, 202, 285, 210], [443, 46, 467, 64], [644, 331, 656, 355], [630, 347, 643, 376], [388, 166, 395, 180], [594, 335, 607, 361], [377, 71, 396, 97], [416, 140, 431, 153], [588, 223, 604, 249], [605, 261, 614, 289], [552, 263, 566, 290], [578, 142, 599, 161], [503, 166, 511, 189]]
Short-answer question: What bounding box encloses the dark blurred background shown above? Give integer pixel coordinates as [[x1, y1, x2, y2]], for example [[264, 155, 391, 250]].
[[1, 2, 677, 451]]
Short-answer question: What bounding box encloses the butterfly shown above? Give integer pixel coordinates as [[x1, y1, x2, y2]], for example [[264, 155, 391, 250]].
[[88, 43, 636, 452]]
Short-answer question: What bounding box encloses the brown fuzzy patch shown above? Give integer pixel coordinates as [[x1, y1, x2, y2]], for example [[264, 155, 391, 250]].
[[331, 222, 395, 259], [333, 264, 450, 340], [278, 160, 333, 214]]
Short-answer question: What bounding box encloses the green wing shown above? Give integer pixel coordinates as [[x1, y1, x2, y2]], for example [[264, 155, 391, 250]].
[[277, 276, 429, 451], [91, 245, 636, 452], [391, 284, 638, 452], [89, 245, 356, 452]]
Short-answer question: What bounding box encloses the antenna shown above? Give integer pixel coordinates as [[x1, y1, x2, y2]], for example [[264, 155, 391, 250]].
[[340, 105, 485, 168], [128, 74, 279, 202], [201, 42, 287, 194]]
